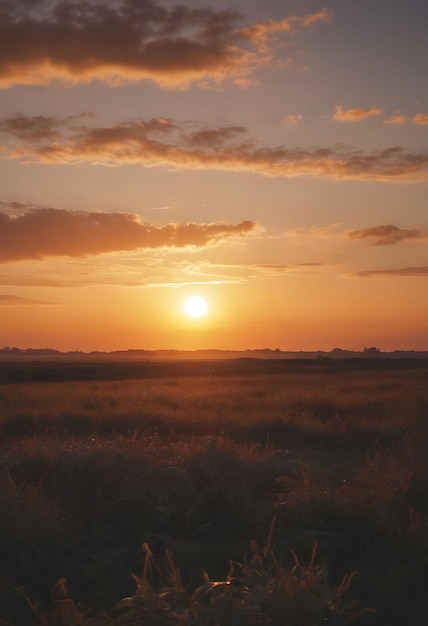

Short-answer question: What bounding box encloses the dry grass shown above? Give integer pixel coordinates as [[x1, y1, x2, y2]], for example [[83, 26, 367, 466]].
[[0, 358, 427, 624]]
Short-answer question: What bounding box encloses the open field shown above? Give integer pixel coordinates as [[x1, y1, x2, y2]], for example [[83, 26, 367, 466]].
[[1, 357, 428, 625]]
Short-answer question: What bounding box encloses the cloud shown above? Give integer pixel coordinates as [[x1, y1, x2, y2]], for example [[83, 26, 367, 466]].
[[333, 105, 383, 121], [241, 7, 331, 44], [348, 224, 428, 246], [144, 279, 244, 288], [184, 125, 246, 148], [286, 223, 428, 246], [0, 199, 35, 211], [183, 260, 333, 280], [145, 259, 334, 289], [354, 266, 428, 278], [383, 112, 407, 126], [279, 114, 303, 127], [251, 263, 327, 276], [284, 224, 342, 237], [0, 274, 80, 287], [0, 294, 52, 305], [0, 114, 61, 140], [413, 114, 428, 125], [0, 207, 258, 262], [0, 0, 330, 88], [2, 114, 428, 182]]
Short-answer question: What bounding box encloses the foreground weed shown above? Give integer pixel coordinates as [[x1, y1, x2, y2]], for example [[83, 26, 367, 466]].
[[105, 535, 370, 626]]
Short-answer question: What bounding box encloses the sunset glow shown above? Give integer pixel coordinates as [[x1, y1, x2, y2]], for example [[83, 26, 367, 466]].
[[0, 0, 427, 352], [184, 296, 208, 320]]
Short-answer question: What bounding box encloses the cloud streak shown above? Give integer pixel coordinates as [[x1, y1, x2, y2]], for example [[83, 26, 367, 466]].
[[183, 261, 334, 281], [2, 114, 428, 182], [348, 224, 428, 246], [413, 114, 428, 126], [333, 105, 383, 121], [0, 0, 329, 88], [0, 274, 81, 287], [241, 7, 331, 44], [251, 263, 328, 276], [0, 207, 258, 262], [383, 112, 407, 126], [354, 266, 428, 278], [284, 224, 342, 238], [0, 294, 51, 305]]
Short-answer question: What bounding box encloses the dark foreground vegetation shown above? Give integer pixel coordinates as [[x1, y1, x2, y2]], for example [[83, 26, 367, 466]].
[[0, 358, 427, 625]]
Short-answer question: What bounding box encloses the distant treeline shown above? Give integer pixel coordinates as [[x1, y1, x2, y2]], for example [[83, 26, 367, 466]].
[[1, 346, 428, 360]]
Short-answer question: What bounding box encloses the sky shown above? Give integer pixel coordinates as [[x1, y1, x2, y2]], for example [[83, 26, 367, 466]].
[[0, 0, 427, 352]]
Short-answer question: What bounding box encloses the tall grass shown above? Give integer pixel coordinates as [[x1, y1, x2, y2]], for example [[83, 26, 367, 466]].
[[0, 359, 427, 624]]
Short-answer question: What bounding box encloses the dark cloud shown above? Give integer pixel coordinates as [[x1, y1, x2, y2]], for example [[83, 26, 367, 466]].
[[0, 0, 329, 88], [0, 113, 94, 141], [354, 266, 428, 277], [0, 207, 258, 262], [184, 126, 246, 148], [0, 114, 61, 140], [348, 224, 428, 245], [0, 199, 34, 210], [0, 114, 176, 143], [2, 114, 428, 182]]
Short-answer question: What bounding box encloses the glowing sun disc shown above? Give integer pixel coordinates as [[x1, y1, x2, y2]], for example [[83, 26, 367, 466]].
[[184, 295, 208, 319]]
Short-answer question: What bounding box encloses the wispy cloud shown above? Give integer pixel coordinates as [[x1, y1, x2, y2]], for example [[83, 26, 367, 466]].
[[147, 259, 336, 289], [0, 207, 258, 262], [348, 224, 428, 246], [0, 294, 53, 305], [251, 263, 328, 276], [333, 105, 383, 121], [354, 266, 428, 278], [0, 274, 81, 287], [2, 114, 428, 182], [184, 260, 335, 280], [0, 0, 330, 88], [0, 113, 94, 140], [284, 223, 428, 247], [143, 279, 245, 288], [279, 114, 303, 127], [413, 114, 428, 125], [383, 111, 407, 126], [284, 224, 342, 238], [241, 7, 331, 44], [0, 199, 39, 212], [184, 125, 246, 148]]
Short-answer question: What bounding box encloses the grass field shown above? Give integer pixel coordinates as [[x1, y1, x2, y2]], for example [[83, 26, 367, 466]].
[[1, 357, 428, 625]]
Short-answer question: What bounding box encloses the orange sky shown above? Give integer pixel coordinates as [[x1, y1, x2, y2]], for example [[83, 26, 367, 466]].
[[0, 0, 427, 351]]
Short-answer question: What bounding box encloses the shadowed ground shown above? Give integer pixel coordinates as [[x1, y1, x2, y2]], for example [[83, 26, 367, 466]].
[[0, 358, 427, 624]]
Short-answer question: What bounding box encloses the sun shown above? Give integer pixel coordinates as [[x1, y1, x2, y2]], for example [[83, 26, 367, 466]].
[[183, 295, 208, 319]]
